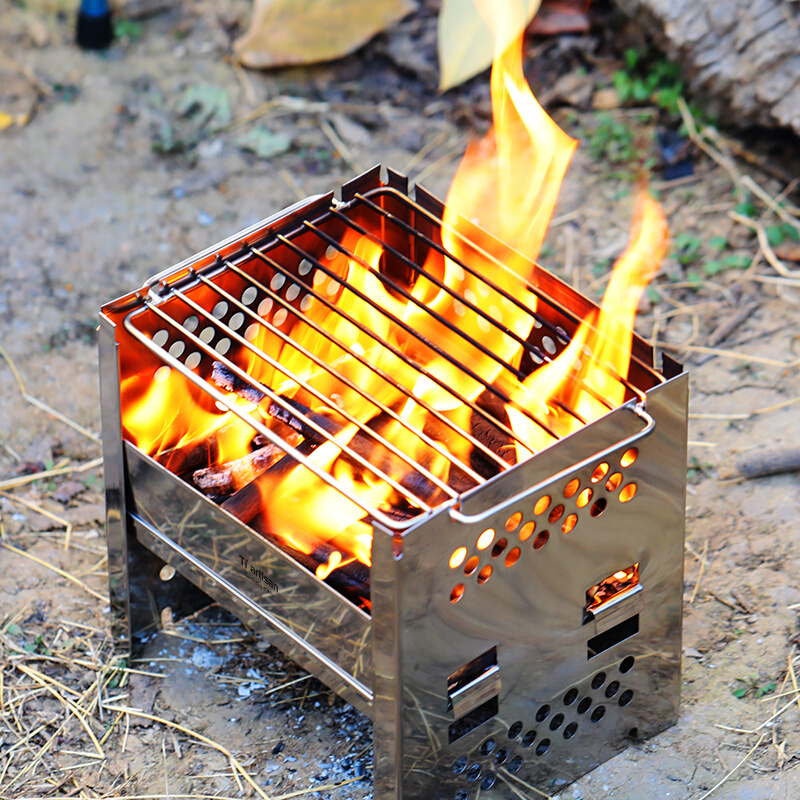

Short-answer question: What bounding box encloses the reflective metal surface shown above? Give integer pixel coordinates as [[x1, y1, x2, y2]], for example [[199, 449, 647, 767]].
[[101, 167, 688, 800], [126, 443, 373, 712], [372, 373, 687, 799]]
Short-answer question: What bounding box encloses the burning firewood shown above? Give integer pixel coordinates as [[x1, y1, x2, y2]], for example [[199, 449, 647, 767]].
[[193, 443, 285, 495], [211, 360, 458, 502]]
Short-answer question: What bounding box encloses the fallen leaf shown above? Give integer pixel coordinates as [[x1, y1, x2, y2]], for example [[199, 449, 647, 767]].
[[775, 242, 800, 262], [438, 0, 541, 91], [235, 126, 292, 159], [234, 0, 416, 69]]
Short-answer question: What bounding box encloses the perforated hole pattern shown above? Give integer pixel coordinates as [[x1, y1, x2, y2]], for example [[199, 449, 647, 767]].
[[448, 449, 640, 602], [451, 656, 637, 799]]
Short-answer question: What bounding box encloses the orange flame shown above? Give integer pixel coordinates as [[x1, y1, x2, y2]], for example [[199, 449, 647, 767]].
[[120, 0, 668, 591]]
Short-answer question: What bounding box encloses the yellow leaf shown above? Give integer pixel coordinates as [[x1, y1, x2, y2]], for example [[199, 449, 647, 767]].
[[234, 0, 416, 69], [438, 0, 541, 91], [0, 111, 15, 131]]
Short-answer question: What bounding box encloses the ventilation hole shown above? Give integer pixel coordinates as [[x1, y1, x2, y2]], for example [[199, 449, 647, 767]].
[[241, 286, 258, 305], [297, 258, 312, 276], [326, 278, 340, 296], [591, 462, 609, 483], [591, 672, 606, 690], [577, 697, 591, 715], [561, 514, 578, 534], [450, 584, 465, 603], [508, 722, 523, 740], [273, 308, 288, 327], [183, 315, 199, 333], [619, 690, 634, 707], [605, 681, 620, 698], [535, 739, 551, 756], [508, 756, 523, 774], [185, 351, 201, 370], [519, 521, 535, 541], [212, 301, 228, 319], [548, 505, 564, 524], [244, 322, 259, 341], [591, 705, 606, 722], [563, 721, 578, 740], [619, 483, 638, 502], [452, 756, 468, 775], [620, 447, 638, 467], [542, 335, 556, 355], [590, 498, 607, 517], [505, 511, 522, 532], [215, 338, 231, 355], [606, 473, 622, 492], [548, 713, 564, 731], [505, 547, 521, 568], [464, 556, 480, 576], [576, 488, 593, 508], [199, 326, 215, 343], [563, 688, 579, 706], [535, 704, 551, 722], [449, 547, 467, 569], [152, 329, 169, 348], [477, 565, 493, 585], [270, 273, 286, 291], [313, 270, 326, 287], [477, 529, 495, 550], [480, 772, 496, 790], [533, 530, 549, 550], [494, 747, 509, 765], [563, 479, 580, 499], [159, 564, 175, 581], [491, 539, 508, 558], [227, 312, 244, 331], [325, 244, 339, 261], [521, 730, 536, 748], [479, 738, 495, 756], [258, 297, 273, 316], [168, 340, 185, 358], [466, 763, 482, 782], [620, 656, 635, 673], [534, 495, 551, 515], [284, 283, 299, 302], [300, 294, 314, 312]]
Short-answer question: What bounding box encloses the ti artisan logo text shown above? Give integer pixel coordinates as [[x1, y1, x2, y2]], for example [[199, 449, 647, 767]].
[[239, 554, 279, 596]]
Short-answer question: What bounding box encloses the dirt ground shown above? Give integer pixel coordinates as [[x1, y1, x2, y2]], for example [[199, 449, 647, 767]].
[[2, 2, 800, 799]]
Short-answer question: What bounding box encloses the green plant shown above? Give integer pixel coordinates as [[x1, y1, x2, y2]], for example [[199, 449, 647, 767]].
[[586, 113, 640, 166], [613, 49, 684, 114], [673, 233, 702, 265], [114, 19, 144, 44], [732, 676, 776, 700]]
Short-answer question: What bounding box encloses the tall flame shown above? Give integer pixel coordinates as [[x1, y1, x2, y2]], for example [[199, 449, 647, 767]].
[[119, 0, 668, 593]]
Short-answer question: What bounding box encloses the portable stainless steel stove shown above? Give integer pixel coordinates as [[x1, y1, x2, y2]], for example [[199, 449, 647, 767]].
[[100, 166, 687, 799]]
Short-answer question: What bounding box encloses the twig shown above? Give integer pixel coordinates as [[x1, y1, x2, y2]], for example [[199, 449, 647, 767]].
[[657, 340, 800, 368], [695, 733, 765, 800], [0, 342, 101, 445], [729, 211, 799, 278], [0, 50, 53, 96], [319, 118, 363, 174], [689, 540, 708, 604], [0, 455, 104, 491], [0, 542, 106, 601], [102, 705, 271, 800], [0, 490, 73, 550], [787, 654, 800, 721]]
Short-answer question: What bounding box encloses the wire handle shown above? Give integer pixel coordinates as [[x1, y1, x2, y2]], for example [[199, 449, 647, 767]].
[[447, 403, 655, 526]]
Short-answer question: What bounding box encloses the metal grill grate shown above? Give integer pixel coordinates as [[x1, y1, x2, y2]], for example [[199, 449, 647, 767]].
[[121, 184, 663, 531]]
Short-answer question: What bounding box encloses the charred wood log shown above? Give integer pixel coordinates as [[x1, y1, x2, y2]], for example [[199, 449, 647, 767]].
[[193, 443, 284, 495]]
